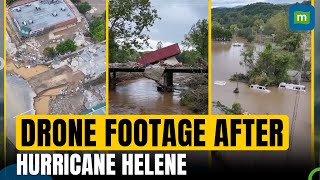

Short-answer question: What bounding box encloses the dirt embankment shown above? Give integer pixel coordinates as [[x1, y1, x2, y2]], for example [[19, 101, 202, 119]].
[[7, 59, 86, 114]]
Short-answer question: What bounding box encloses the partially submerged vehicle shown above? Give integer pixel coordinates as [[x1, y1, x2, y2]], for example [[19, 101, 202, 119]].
[[249, 84, 271, 93], [232, 42, 241, 46], [214, 81, 226, 86], [278, 82, 306, 92]]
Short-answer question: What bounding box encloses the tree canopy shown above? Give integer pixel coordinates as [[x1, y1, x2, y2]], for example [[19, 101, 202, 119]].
[[109, 0, 160, 49], [212, 1, 310, 42], [90, 12, 106, 42], [109, 0, 160, 62], [183, 19, 208, 60]]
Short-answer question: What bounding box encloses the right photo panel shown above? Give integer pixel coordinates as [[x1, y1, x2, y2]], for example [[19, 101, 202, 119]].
[[211, 0, 312, 175]]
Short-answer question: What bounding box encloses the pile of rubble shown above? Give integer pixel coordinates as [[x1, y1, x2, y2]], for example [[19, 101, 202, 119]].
[[6, 33, 17, 56], [52, 42, 106, 82], [143, 56, 181, 85], [84, 84, 106, 110]]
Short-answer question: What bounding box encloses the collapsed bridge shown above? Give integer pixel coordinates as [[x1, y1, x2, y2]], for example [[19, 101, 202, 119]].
[[109, 43, 208, 91]]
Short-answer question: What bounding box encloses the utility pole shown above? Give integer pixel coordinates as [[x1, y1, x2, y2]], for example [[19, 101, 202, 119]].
[[287, 34, 307, 161]]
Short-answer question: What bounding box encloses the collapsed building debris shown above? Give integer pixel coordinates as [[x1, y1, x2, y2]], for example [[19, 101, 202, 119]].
[[6, 33, 17, 56], [52, 42, 106, 82], [143, 64, 165, 84], [29, 65, 85, 95], [84, 84, 106, 110]]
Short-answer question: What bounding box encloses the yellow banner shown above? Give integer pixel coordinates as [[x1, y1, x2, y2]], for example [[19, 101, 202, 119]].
[[15, 115, 289, 151]]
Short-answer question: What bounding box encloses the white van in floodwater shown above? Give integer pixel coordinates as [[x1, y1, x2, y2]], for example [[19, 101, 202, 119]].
[[214, 80, 226, 86], [278, 82, 306, 92], [249, 84, 271, 93]]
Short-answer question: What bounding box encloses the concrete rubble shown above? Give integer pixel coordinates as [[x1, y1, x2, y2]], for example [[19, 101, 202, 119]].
[[143, 64, 165, 83], [6, 33, 17, 56], [88, 7, 98, 14], [74, 32, 87, 47], [52, 42, 106, 82], [162, 56, 180, 66], [13, 37, 44, 65], [84, 84, 106, 110]]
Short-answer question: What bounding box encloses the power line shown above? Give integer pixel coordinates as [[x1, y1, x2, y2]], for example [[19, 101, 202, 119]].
[[287, 37, 307, 160]]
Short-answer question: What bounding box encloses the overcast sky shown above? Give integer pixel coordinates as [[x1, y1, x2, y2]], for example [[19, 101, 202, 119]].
[[213, 0, 306, 8], [142, 0, 207, 51]]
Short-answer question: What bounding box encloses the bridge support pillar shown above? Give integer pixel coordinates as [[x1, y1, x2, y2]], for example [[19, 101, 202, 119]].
[[163, 72, 173, 91], [112, 70, 116, 79], [109, 71, 116, 88]]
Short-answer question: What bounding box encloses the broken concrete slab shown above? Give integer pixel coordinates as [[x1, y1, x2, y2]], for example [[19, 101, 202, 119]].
[[143, 64, 165, 83]]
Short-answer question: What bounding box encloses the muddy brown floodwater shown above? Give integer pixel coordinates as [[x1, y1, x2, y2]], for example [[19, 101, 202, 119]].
[[212, 40, 311, 171], [109, 75, 193, 115]]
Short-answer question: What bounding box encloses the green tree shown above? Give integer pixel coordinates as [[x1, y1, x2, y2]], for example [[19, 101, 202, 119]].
[[292, 48, 304, 70], [240, 44, 292, 85], [43, 47, 57, 58], [109, 0, 160, 50], [183, 19, 208, 60], [230, 24, 239, 36], [253, 19, 264, 34], [56, 39, 77, 55], [240, 44, 255, 70], [176, 50, 202, 65], [282, 33, 302, 52], [267, 11, 290, 43], [6, 0, 18, 4], [232, 102, 242, 114], [90, 13, 106, 42], [76, 2, 91, 14]]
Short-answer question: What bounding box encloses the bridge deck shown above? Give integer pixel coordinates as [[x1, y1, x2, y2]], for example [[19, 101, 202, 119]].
[[109, 67, 208, 73]]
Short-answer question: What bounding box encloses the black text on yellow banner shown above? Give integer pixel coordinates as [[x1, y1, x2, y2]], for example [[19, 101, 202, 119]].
[[16, 115, 289, 151]]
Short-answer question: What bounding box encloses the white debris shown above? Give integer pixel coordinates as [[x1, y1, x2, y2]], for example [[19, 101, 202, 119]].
[[88, 7, 97, 14], [6, 32, 17, 56], [52, 60, 69, 69], [52, 42, 106, 81], [49, 32, 62, 40], [163, 56, 179, 66], [74, 32, 86, 47], [71, 60, 79, 68], [88, 46, 97, 54], [214, 81, 226, 86]]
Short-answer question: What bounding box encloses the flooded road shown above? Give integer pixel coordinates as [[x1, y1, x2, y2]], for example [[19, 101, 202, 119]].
[[212, 40, 312, 171], [109, 76, 192, 114]]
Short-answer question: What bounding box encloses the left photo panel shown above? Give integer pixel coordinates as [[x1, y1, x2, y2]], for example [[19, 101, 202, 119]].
[[5, 0, 106, 165], [0, 0, 4, 170]]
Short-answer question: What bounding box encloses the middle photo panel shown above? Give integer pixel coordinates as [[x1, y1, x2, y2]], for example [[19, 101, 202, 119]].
[[108, 0, 209, 115]]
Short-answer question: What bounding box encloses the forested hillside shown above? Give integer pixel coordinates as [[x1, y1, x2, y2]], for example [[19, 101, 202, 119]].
[[212, 1, 311, 41]]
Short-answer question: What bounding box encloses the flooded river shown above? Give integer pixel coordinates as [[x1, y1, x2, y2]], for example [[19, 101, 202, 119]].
[[109, 76, 192, 114], [212, 40, 312, 171]]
